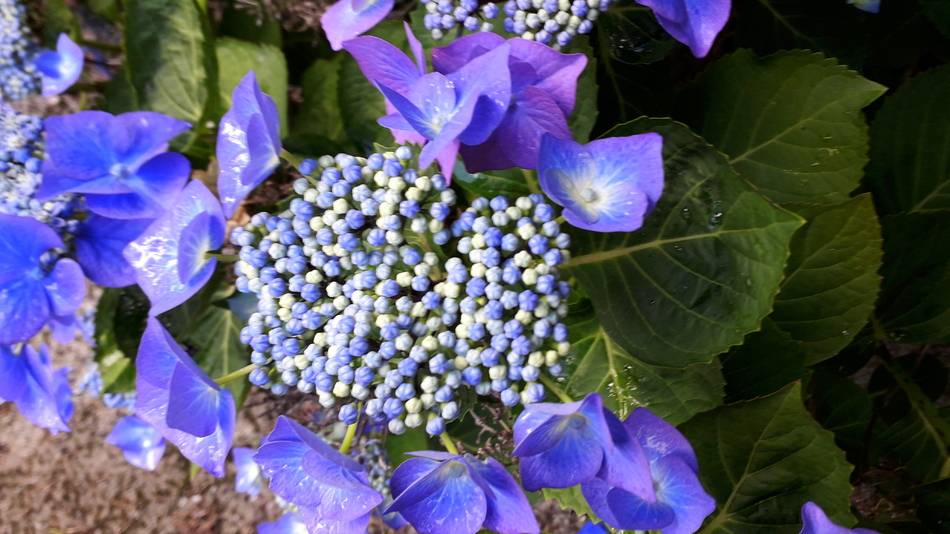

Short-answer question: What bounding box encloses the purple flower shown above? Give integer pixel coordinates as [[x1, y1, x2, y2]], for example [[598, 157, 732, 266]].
[[135, 318, 235, 477], [512, 393, 656, 500], [581, 408, 715, 533], [634, 0, 731, 58], [432, 34, 587, 172], [106, 415, 167, 471], [123, 180, 225, 316], [0, 344, 73, 434], [233, 447, 264, 496], [217, 71, 282, 217], [257, 512, 309, 534], [38, 111, 191, 219], [73, 214, 154, 288], [0, 214, 85, 344], [386, 451, 539, 534], [35, 33, 84, 97], [801, 502, 879, 534], [538, 132, 664, 233], [254, 416, 382, 534], [322, 0, 395, 51]]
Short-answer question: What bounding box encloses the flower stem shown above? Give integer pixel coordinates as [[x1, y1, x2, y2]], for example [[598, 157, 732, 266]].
[[205, 252, 240, 263], [214, 363, 257, 386], [339, 422, 359, 454], [539, 373, 573, 403], [440, 432, 460, 455], [280, 148, 303, 170]]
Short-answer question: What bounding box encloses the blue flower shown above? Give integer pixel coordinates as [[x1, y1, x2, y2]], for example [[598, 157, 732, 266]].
[[801, 502, 879, 534], [35, 33, 84, 97], [135, 318, 235, 477], [0, 343, 73, 434], [233, 446, 264, 496], [578, 522, 609, 534], [38, 110, 191, 219], [581, 408, 715, 533], [0, 213, 85, 344], [633, 0, 730, 58], [386, 451, 539, 534], [106, 415, 167, 471], [846, 0, 880, 13], [124, 180, 225, 316], [217, 71, 282, 217], [73, 214, 154, 288], [257, 512, 309, 534], [254, 416, 383, 534], [512, 393, 656, 500], [538, 132, 664, 233], [322, 0, 395, 51]]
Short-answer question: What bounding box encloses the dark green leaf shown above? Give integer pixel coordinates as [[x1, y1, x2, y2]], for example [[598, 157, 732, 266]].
[[810, 370, 872, 459], [181, 304, 251, 408], [453, 163, 533, 200], [384, 427, 433, 468], [125, 0, 218, 125], [865, 64, 950, 216], [921, 0, 950, 39], [568, 39, 598, 144], [93, 289, 138, 393], [101, 65, 139, 115], [679, 49, 887, 204], [877, 212, 950, 344], [218, 0, 283, 46], [42, 0, 80, 45], [721, 318, 809, 402], [565, 299, 724, 424], [914, 478, 950, 533], [215, 38, 288, 136], [568, 118, 803, 368], [770, 195, 883, 364], [681, 383, 855, 534], [595, 2, 677, 65], [294, 56, 351, 152]]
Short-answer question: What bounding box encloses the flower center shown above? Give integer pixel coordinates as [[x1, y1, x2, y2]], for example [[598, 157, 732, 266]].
[[580, 188, 598, 203], [110, 163, 131, 180]]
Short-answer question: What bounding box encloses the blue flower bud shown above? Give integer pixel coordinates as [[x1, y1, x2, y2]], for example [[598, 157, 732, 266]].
[[316, 372, 334, 392], [281, 370, 299, 385], [501, 388, 520, 406], [383, 397, 404, 418], [396, 382, 416, 400], [367, 153, 384, 170], [249, 368, 270, 386], [462, 367, 482, 386], [441, 401, 459, 419], [398, 358, 418, 377], [383, 159, 404, 177], [467, 322, 486, 341], [339, 403, 359, 424], [395, 146, 413, 161], [271, 382, 289, 396], [425, 416, 446, 435]]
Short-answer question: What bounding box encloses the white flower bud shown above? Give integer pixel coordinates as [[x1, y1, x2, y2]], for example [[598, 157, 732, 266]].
[[379, 202, 396, 217], [405, 414, 423, 428], [374, 171, 389, 187], [333, 296, 349, 310], [421, 392, 436, 409], [428, 219, 444, 233], [528, 351, 545, 368], [471, 234, 486, 249], [318, 155, 335, 167], [303, 189, 319, 203], [333, 198, 349, 214], [470, 263, 487, 278], [318, 391, 336, 408], [406, 397, 424, 413], [518, 223, 537, 240], [558, 342, 571, 356], [415, 176, 432, 192], [351, 384, 370, 400], [421, 335, 439, 351], [396, 272, 413, 287], [295, 354, 310, 370], [386, 230, 404, 245], [522, 269, 539, 286], [388, 419, 406, 434], [514, 250, 533, 268], [489, 365, 507, 380], [441, 189, 456, 204], [421, 376, 440, 393], [388, 176, 407, 192]]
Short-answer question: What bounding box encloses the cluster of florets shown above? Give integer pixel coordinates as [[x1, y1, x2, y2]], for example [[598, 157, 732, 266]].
[[231, 145, 572, 436], [0, 103, 79, 232], [0, 0, 39, 100], [421, 0, 613, 48]]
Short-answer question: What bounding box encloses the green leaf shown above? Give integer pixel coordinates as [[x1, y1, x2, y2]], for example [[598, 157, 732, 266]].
[[384, 427, 433, 468], [567, 118, 803, 368], [294, 56, 347, 146], [810, 370, 872, 460], [564, 299, 724, 424], [101, 65, 139, 115], [679, 49, 887, 205], [876, 212, 950, 344], [568, 40, 598, 144], [215, 37, 288, 137], [181, 304, 251, 408], [453, 163, 533, 200], [770, 194, 883, 364], [681, 383, 855, 534], [218, 0, 283, 46], [921, 0, 950, 39], [125, 0, 218, 126], [595, 2, 677, 65], [42, 0, 80, 45], [93, 289, 137, 393], [720, 318, 808, 402], [865, 64, 950, 216], [914, 478, 950, 533], [542, 486, 598, 523]]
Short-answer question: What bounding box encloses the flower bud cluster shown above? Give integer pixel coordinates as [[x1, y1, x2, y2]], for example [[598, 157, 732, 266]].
[[420, 0, 613, 49], [0, 0, 39, 100], [232, 145, 571, 435]]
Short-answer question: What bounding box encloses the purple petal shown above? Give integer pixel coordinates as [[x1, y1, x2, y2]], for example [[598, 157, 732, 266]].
[[38, 33, 84, 97], [166, 362, 227, 437], [581, 477, 675, 531], [464, 456, 539, 534], [43, 258, 85, 317], [404, 22, 427, 75], [597, 410, 657, 502], [650, 456, 715, 534], [446, 43, 511, 147], [801, 502, 877, 534], [323, 0, 395, 51], [587, 133, 665, 209], [124, 180, 225, 316], [430, 32, 506, 76], [0, 213, 64, 284], [233, 447, 263, 495], [343, 36, 422, 95], [0, 345, 27, 402], [388, 459, 488, 534], [47, 312, 79, 343], [624, 407, 698, 472], [508, 40, 587, 115], [73, 214, 154, 288], [257, 512, 309, 534], [635, 0, 730, 58]]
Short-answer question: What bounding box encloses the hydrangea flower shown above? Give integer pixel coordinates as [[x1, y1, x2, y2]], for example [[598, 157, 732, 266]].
[[579, 523, 609, 534], [135, 318, 235, 477], [35, 33, 84, 97], [217, 71, 282, 217], [512, 392, 656, 501], [233, 447, 264, 496], [254, 416, 383, 533], [431, 33, 587, 171], [0, 0, 41, 100], [38, 111, 191, 219], [257, 512, 309, 534], [322, 0, 395, 50], [73, 214, 154, 288], [386, 451, 539, 534], [0, 213, 85, 344], [538, 132, 664, 233], [801, 502, 879, 534], [847, 0, 880, 13], [581, 408, 715, 533], [634, 0, 731, 58], [0, 343, 73, 434], [106, 415, 167, 471], [124, 180, 225, 316]]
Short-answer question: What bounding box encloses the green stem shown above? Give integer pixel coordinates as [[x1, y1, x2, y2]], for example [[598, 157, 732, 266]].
[[440, 432, 460, 455], [206, 252, 240, 263], [339, 422, 359, 454], [214, 363, 257, 385], [539, 373, 573, 403], [280, 149, 303, 170]]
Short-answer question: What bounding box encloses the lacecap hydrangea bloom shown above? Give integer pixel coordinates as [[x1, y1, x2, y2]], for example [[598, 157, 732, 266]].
[[0, 343, 73, 434], [0, 0, 40, 100]]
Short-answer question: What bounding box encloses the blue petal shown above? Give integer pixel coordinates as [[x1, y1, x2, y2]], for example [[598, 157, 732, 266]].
[[85, 152, 190, 219], [624, 407, 699, 472], [597, 410, 658, 502], [651, 456, 716, 534], [538, 133, 597, 219], [169, 395, 234, 477], [255, 440, 326, 506], [233, 447, 263, 495], [0, 213, 63, 285], [635, 0, 730, 58], [241, 112, 281, 188], [47, 312, 79, 343], [135, 317, 182, 389], [389, 456, 441, 500], [302, 449, 383, 520], [378, 80, 446, 141], [587, 133, 665, 210], [0, 276, 49, 345], [257, 512, 310, 534], [0, 345, 27, 403], [16, 345, 72, 434], [323, 0, 395, 51], [389, 459, 487, 534], [107, 416, 166, 471], [114, 111, 192, 168], [581, 477, 675, 531], [122, 440, 166, 471], [73, 214, 153, 288], [43, 258, 85, 317], [431, 33, 506, 76], [166, 362, 226, 437], [464, 456, 539, 534], [445, 43, 511, 147], [578, 523, 610, 534], [297, 511, 371, 534], [38, 112, 121, 198], [39, 33, 84, 97], [343, 36, 422, 96], [801, 502, 876, 534], [124, 180, 225, 315], [404, 22, 427, 75], [508, 39, 587, 115]]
